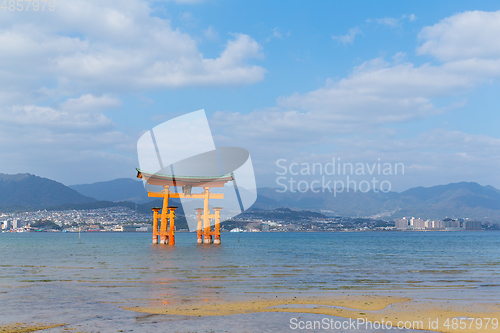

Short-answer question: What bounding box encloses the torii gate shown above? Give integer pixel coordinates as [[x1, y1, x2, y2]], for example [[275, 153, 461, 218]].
[[136, 168, 233, 245]]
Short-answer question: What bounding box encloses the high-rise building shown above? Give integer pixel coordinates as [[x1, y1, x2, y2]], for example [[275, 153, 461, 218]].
[[412, 218, 425, 230], [431, 220, 445, 229], [395, 218, 409, 230], [1, 220, 11, 230], [465, 221, 482, 231], [12, 219, 22, 229]]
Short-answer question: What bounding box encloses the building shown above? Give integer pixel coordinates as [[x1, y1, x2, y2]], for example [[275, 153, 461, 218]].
[[444, 219, 461, 230], [1, 220, 11, 230], [411, 218, 425, 230], [395, 218, 409, 230], [12, 219, 23, 229], [427, 220, 444, 230], [465, 221, 482, 231], [122, 224, 153, 232]]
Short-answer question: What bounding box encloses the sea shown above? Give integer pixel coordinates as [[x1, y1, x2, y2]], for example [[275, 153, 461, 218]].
[[1, 231, 499, 332]]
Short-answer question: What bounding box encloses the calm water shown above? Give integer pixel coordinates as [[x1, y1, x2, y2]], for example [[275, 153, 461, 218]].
[[0, 231, 499, 331]]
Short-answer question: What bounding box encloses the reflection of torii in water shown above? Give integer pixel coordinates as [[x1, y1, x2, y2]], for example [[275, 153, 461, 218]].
[[136, 168, 234, 245]]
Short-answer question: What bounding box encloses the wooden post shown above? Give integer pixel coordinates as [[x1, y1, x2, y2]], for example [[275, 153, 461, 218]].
[[213, 207, 222, 245], [168, 206, 177, 245], [160, 186, 170, 244], [151, 207, 161, 244], [203, 187, 212, 244], [195, 208, 203, 244]]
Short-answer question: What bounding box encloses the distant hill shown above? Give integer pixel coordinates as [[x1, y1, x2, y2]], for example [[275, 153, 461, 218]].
[[254, 182, 500, 222], [393, 182, 500, 220], [69, 178, 152, 203], [47, 198, 184, 215], [0, 173, 96, 211], [2, 173, 500, 222], [243, 207, 327, 221]]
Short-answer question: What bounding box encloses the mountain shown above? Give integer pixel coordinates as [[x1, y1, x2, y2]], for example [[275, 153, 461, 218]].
[[254, 182, 500, 222], [2, 173, 500, 222], [0, 173, 96, 211], [0, 173, 183, 217], [69, 178, 152, 204], [47, 198, 184, 216], [393, 182, 500, 220], [255, 187, 399, 216]]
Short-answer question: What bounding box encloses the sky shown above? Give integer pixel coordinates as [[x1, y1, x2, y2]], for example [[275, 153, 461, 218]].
[[1, 0, 500, 192]]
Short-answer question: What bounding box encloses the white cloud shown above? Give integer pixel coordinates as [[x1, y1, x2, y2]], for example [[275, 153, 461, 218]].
[[0, 107, 136, 185], [332, 27, 362, 45], [392, 52, 407, 63], [211, 10, 500, 190], [180, 11, 194, 21], [212, 117, 500, 190], [203, 25, 219, 40], [266, 28, 291, 43], [0, 94, 121, 130], [418, 10, 500, 62], [1, 105, 112, 130], [375, 17, 400, 28], [272, 27, 283, 39], [368, 14, 417, 28], [0, 0, 266, 98], [217, 10, 500, 145], [60, 94, 122, 113], [214, 57, 472, 143], [0, 0, 267, 185]]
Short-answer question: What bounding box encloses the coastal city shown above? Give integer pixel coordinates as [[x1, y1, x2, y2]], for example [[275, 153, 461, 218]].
[[0, 206, 496, 233]]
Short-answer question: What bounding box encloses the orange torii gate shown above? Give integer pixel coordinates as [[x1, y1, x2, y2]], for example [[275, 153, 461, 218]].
[[136, 169, 233, 245]]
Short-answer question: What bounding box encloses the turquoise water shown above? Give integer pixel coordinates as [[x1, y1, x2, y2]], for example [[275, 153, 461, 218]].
[[1, 231, 499, 331]]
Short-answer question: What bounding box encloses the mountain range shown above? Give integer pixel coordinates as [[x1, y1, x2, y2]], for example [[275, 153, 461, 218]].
[[255, 182, 500, 221], [0, 173, 96, 211], [69, 178, 152, 204], [1, 173, 499, 222]]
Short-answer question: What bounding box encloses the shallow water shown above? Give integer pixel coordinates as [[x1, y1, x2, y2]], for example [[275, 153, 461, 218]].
[[1, 231, 499, 331]]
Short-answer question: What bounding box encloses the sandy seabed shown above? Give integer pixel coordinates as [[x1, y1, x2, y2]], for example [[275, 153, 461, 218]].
[[1, 288, 500, 332], [122, 290, 500, 333]]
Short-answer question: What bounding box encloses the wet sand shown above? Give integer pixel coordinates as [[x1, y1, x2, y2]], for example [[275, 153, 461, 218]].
[[0, 323, 65, 333], [1, 287, 499, 332], [124, 290, 500, 333]]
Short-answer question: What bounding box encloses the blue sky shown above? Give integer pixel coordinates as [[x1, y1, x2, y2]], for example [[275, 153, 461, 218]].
[[1, 0, 500, 191]]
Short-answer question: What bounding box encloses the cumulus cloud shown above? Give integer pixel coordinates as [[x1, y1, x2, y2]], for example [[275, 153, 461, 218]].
[[418, 11, 500, 61], [0, 0, 266, 98], [0, 0, 266, 183], [60, 95, 122, 113], [211, 10, 500, 189], [214, 56, 473, 145], [0, 94, 120, 130], [218, 10, 500, 143], [0, 102, 136, 185]]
